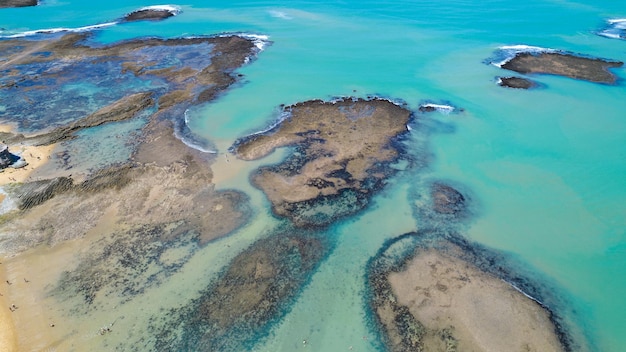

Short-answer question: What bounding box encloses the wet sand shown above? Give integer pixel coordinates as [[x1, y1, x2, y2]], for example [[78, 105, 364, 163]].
[[0, 268, 17, 352]]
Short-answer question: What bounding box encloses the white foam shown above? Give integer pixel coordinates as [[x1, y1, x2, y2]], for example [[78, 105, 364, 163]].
[[491, 44, 557, 67], [420, 103, 455, 114], [503, 279, 545, 306], [135, 5, 182, 15], [0, 22, 118, 38], [607, 18, 626, 25], [598, 18, 626, 40], [246, 110, 291, 138]]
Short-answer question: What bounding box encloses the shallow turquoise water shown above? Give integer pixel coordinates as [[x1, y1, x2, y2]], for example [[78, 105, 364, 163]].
[[2, 1, 626, 351]]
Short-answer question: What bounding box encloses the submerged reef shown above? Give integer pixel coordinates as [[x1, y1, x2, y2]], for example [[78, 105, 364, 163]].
[[500, 52, 623, 84], [233, 98, 412, 227], [0, 0, 37, 8], [150, 227, 333, 351], [366, 231, 578, 352]]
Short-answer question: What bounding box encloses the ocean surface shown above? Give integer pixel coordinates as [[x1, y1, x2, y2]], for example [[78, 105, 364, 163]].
[[1, 1, 625, 351]]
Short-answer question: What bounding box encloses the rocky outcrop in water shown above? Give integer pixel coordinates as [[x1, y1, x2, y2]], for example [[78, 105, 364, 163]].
[[122, 6, 179, 22], [497, 76, 537, 89], [233, 98, 412, 227], [501, 52, 623, 84]]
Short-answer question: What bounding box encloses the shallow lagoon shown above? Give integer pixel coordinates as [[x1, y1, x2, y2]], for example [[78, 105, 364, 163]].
[[1, 0, 625, 351]]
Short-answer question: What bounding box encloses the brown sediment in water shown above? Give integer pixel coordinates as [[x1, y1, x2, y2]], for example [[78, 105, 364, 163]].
[[0, 0, 37, 8], [368, 235, 567, 352], [234, 98, 411, 226], [501, 52, 623, 84]]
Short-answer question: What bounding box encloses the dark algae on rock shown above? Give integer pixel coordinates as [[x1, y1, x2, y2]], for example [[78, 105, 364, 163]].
[[150, 227, 333, 351], [233, 98, 412, 227]]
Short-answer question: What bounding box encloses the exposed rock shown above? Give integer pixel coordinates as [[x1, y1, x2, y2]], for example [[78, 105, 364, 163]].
[[501, 52, 623, 84], [497, 76, 537, 89], [233, 98, 411, 227], [122, 7, 179, 22], [0, 0, 37, 8]]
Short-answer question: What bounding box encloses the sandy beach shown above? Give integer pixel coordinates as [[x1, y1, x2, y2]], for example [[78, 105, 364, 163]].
[[0, 267, 17, 352], [0, 124, 56, 186]]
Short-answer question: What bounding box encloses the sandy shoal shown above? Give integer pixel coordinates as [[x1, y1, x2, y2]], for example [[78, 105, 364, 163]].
[[0, 124, 56, 186], [388, 248, 564, 352]]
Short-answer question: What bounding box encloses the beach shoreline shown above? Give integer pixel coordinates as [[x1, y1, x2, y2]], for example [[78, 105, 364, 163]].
[[0, 124, 56, 186]]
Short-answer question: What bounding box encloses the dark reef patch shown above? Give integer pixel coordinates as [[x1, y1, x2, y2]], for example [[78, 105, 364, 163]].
[[149, 226, 334, 351], [52, 222, 202, 311], [500, 52, 623, 84], [431, 182, 466, 215], [365, 231, 582, 352], [497, 76, 538, 89], [233, 98, 412, 227]]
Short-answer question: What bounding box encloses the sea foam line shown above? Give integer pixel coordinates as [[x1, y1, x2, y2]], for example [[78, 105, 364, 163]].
[[598, 18, 626, 40], [0, 5, 182, 38], [175, 109, 218, 154], [0, 22, 118, 38], [503, 279, 546, 307], [419, 103, 455, 114], [489, 44, 557, 67]]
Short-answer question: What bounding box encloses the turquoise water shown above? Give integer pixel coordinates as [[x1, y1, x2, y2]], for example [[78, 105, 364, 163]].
[[2, 1, 625, 351]]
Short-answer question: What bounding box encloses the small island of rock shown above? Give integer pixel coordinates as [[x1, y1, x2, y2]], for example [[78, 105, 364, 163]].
[[122, 5, 180, 22], [501, 52, 623, 84], [233, 98, 411, 227]]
